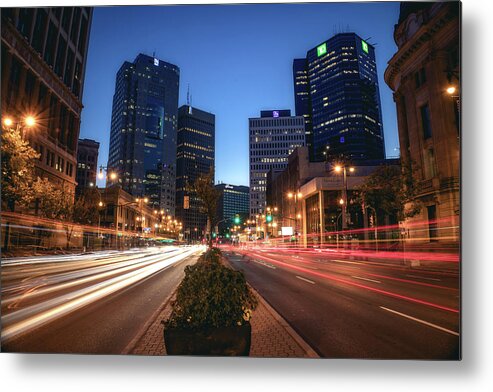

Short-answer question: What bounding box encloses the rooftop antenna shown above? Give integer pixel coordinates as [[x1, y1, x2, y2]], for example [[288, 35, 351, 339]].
[[187, 84, 192, 114]]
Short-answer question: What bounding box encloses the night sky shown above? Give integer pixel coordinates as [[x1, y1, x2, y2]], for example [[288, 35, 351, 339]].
[[79, 2, 401, 187]]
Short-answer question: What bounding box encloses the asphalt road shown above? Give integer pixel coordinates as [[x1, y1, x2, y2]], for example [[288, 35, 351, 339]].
[[223, 245, 460, 359], [1, 246, 204, 354]]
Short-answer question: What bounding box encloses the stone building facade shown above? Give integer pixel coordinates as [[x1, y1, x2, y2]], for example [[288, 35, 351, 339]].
[[384, 2, 460, 244], [1, 7, 92, 195]]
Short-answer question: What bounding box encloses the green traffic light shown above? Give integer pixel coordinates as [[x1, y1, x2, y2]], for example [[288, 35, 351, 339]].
[[266, 214, 273, 223], [234, 215, 240, 224], [226, 233, 230, 238]]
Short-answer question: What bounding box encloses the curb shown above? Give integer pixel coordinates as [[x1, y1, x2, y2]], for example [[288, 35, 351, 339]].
[[121, 282, 180, 355], [122, 251, 204, 354], [223, 253, 320, 359], [248, 284, 320, 358]]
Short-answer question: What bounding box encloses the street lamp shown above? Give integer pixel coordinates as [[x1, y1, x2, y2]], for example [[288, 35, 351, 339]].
[[25, 116, 36, 127], [134, 196, 149, 236], [446, 86, 457, 95], [333, 164, 355, 230], [2, 115, 37, 138], [286, 191, 303, 243], [98, 166, 118, 182]]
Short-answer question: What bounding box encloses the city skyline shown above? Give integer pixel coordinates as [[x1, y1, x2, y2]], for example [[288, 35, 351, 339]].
[[79, 2, 401, 187], [1, 1, 461, 362]]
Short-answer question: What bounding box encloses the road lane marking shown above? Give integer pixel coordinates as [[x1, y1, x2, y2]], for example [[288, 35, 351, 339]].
[[333, 260, 363, 265], [296, 276, 315, 285], [365, 273, 456, 291], [246, 252, 459, 314], [406, 274, 441, 282], [379, 306, 459, 337], [351, 276, 381, 284], [253, 259, 276, 269]]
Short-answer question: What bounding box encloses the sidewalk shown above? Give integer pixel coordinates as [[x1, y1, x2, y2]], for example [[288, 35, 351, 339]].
[[125, 281, 319, 358]]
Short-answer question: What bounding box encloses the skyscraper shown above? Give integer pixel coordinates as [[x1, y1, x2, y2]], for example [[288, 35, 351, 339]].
[[293, 58, 312, 157], [249, 110, 305, 216], [107, 53, 179, 213], [1, 7, 92, 194], [294, 32, 385, 162], [175, 105, 215, 241]]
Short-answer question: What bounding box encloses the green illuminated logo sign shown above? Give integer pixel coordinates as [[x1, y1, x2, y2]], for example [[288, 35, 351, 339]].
[[317, 43, 327, 57], [361, 40, 369, 54]]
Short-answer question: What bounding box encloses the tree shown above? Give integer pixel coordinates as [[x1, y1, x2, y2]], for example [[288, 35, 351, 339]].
[[194, 168, 220, 248], [33, 180, 102, 250], [73, 188, 102, 226], [1, 126, 39, 211], [33, 179, 75, 249], [357, 164, 421, 223], [1, 125, 40, 251]]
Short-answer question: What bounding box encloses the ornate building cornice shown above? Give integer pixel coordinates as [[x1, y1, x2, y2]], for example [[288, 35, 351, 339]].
[[384, 3, 459, 91]]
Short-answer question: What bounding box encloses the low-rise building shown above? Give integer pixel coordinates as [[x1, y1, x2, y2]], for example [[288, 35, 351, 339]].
[[98, 186, 165, 246], [76, 138, 99, 195], [266, 146, 400, 247], [215, 183, 249, 235]]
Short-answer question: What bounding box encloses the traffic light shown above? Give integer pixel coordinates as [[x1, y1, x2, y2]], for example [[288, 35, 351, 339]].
[[266, 214, 273, 223], [234, 215, 240, 225], [225, 233, 230, 238]]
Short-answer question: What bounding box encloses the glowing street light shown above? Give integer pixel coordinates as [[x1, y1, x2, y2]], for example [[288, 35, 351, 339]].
[[3, 117, 13, 127], [446, 86, 457, 95], [333, 164, 355, 230], [3, 115, 37, 139], [98, 166, 118, 181], [25, 116, 36, 127]]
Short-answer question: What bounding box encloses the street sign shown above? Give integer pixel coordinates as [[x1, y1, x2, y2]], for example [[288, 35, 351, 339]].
[[281, 226, 293, 236]]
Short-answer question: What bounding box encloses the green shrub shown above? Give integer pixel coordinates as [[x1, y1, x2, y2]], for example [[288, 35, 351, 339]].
[[166, 248, 258, 329]]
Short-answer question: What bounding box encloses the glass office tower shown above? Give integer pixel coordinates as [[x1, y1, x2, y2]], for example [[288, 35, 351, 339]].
[[295, 33, 385, 162], [107, 53, 179, 213]]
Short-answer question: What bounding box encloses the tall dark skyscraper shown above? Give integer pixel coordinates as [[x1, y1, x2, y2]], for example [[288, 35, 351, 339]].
[[293, 58, 312, 157], [1, 7, 92, 194], [294, 33, 385, 162], [107, 53, 179, 213], [175, 105, 215, 241]]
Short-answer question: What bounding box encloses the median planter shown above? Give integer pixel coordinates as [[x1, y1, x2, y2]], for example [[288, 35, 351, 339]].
[[164, 322, 251, 356], [163, 248, 257, 356]]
